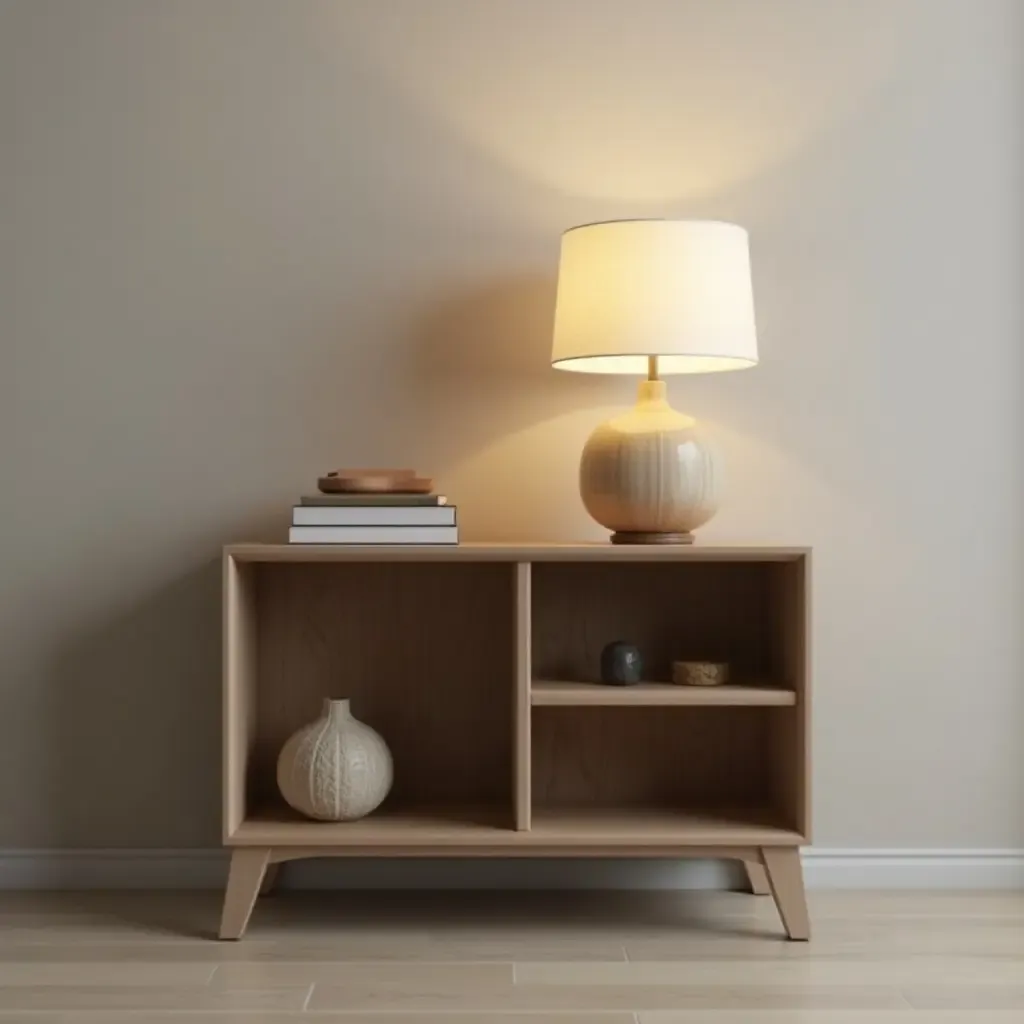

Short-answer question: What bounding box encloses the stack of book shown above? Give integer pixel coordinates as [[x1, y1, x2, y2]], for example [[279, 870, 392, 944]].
[[288, 493, 457, 545]]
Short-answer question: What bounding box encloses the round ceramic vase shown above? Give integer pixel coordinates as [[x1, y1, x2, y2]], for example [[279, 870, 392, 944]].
[[277, 698, 393, 821]]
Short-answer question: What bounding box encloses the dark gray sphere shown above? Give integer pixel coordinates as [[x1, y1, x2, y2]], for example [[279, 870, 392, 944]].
[[600, 641, 643, 685]]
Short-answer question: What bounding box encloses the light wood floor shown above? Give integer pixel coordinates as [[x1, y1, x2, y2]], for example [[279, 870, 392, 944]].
[[0, 889, 1020, 1021]]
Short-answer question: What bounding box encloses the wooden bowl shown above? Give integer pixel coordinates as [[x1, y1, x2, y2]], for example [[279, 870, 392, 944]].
[[318, 469, 433, 494]]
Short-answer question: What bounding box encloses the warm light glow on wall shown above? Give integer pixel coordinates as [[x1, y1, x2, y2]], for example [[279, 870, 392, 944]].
[[334, 1, 904, 204]]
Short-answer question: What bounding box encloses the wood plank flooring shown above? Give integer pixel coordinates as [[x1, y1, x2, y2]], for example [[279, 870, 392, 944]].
[[0, 889, 1019, 1021]]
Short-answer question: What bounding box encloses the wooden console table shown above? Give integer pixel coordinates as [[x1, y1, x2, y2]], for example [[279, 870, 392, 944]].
[[221, 543, 811, 940]]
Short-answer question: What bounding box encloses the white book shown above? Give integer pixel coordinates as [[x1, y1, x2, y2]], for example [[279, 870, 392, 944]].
[[292, 505, 456, 527], [288, 525, 459, 545]]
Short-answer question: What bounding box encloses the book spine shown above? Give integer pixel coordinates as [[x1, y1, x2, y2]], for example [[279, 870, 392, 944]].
[[288, 526, 459, 545], [292, 506, 456, 527]]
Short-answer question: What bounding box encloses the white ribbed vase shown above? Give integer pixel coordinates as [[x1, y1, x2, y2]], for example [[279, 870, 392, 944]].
[[580, 380, 719, 543], [277, 699, 393, 822]]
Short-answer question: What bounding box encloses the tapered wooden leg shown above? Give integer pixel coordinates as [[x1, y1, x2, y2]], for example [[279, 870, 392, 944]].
[[743, 858, 771, 895], [258, 862, 280, 897], [760, 846, 810, 941], [219, 848, 270, 940]]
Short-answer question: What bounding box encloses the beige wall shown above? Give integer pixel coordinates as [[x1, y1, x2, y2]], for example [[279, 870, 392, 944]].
[[1, 0, 1021, 850]]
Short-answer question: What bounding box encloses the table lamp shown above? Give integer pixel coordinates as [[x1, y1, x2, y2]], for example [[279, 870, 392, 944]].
[[551, 219, 758, 544]]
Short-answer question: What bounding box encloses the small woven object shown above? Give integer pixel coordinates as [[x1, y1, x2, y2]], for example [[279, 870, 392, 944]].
[[672, 661, 729, 687]]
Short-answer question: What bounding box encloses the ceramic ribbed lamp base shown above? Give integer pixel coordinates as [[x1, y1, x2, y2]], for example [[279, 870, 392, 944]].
[[580, 380, 719, 544]]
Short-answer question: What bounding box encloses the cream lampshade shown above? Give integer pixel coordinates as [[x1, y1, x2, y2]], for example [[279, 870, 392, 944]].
[[551, 219, 758, 543]]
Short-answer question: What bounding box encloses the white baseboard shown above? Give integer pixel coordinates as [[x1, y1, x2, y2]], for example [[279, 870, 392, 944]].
[[1, 849, 1021, 890], [804, 848, 1024, 889]]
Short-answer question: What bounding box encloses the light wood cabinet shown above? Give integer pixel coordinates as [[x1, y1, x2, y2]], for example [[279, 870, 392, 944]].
[[220, 544, 811, 941]]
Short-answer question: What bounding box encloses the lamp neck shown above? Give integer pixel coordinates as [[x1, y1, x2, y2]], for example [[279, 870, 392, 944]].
[[647, 354, 659, 382], [636, 378, 670, 409]]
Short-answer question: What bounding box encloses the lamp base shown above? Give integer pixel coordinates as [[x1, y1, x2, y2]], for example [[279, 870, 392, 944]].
[[579, 380, 719, 542], [611, 531, 694, 545]]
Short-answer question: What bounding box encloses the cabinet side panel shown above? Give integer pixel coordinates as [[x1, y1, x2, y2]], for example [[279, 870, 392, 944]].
[[770, 554, 810, 839], [799, 551, 812, 839], [515, 563, 531, 830], [223, 554, 257, 841]]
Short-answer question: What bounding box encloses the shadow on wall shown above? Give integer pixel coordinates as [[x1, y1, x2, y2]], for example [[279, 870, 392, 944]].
[[399, 276, 619, 540], [413, 274, 560, 382], [42, 513, 283, 861], [45, 563, 221, 856]]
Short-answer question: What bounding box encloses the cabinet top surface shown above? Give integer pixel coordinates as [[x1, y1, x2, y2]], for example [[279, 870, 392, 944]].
[[225, 542, 809, 563]]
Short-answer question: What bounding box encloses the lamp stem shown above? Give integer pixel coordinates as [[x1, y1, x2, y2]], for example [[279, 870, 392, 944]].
[[647, 354, 659, 382]]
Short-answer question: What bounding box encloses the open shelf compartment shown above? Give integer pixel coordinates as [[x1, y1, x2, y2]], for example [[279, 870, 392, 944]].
[[224, 558, 517, 843], [527, 557, 808, 841], [530, 559, 795, 690], [530, 704, 800, 840]]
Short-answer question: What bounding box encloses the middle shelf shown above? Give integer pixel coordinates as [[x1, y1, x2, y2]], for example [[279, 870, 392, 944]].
[[531, 680, 796, 707]]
